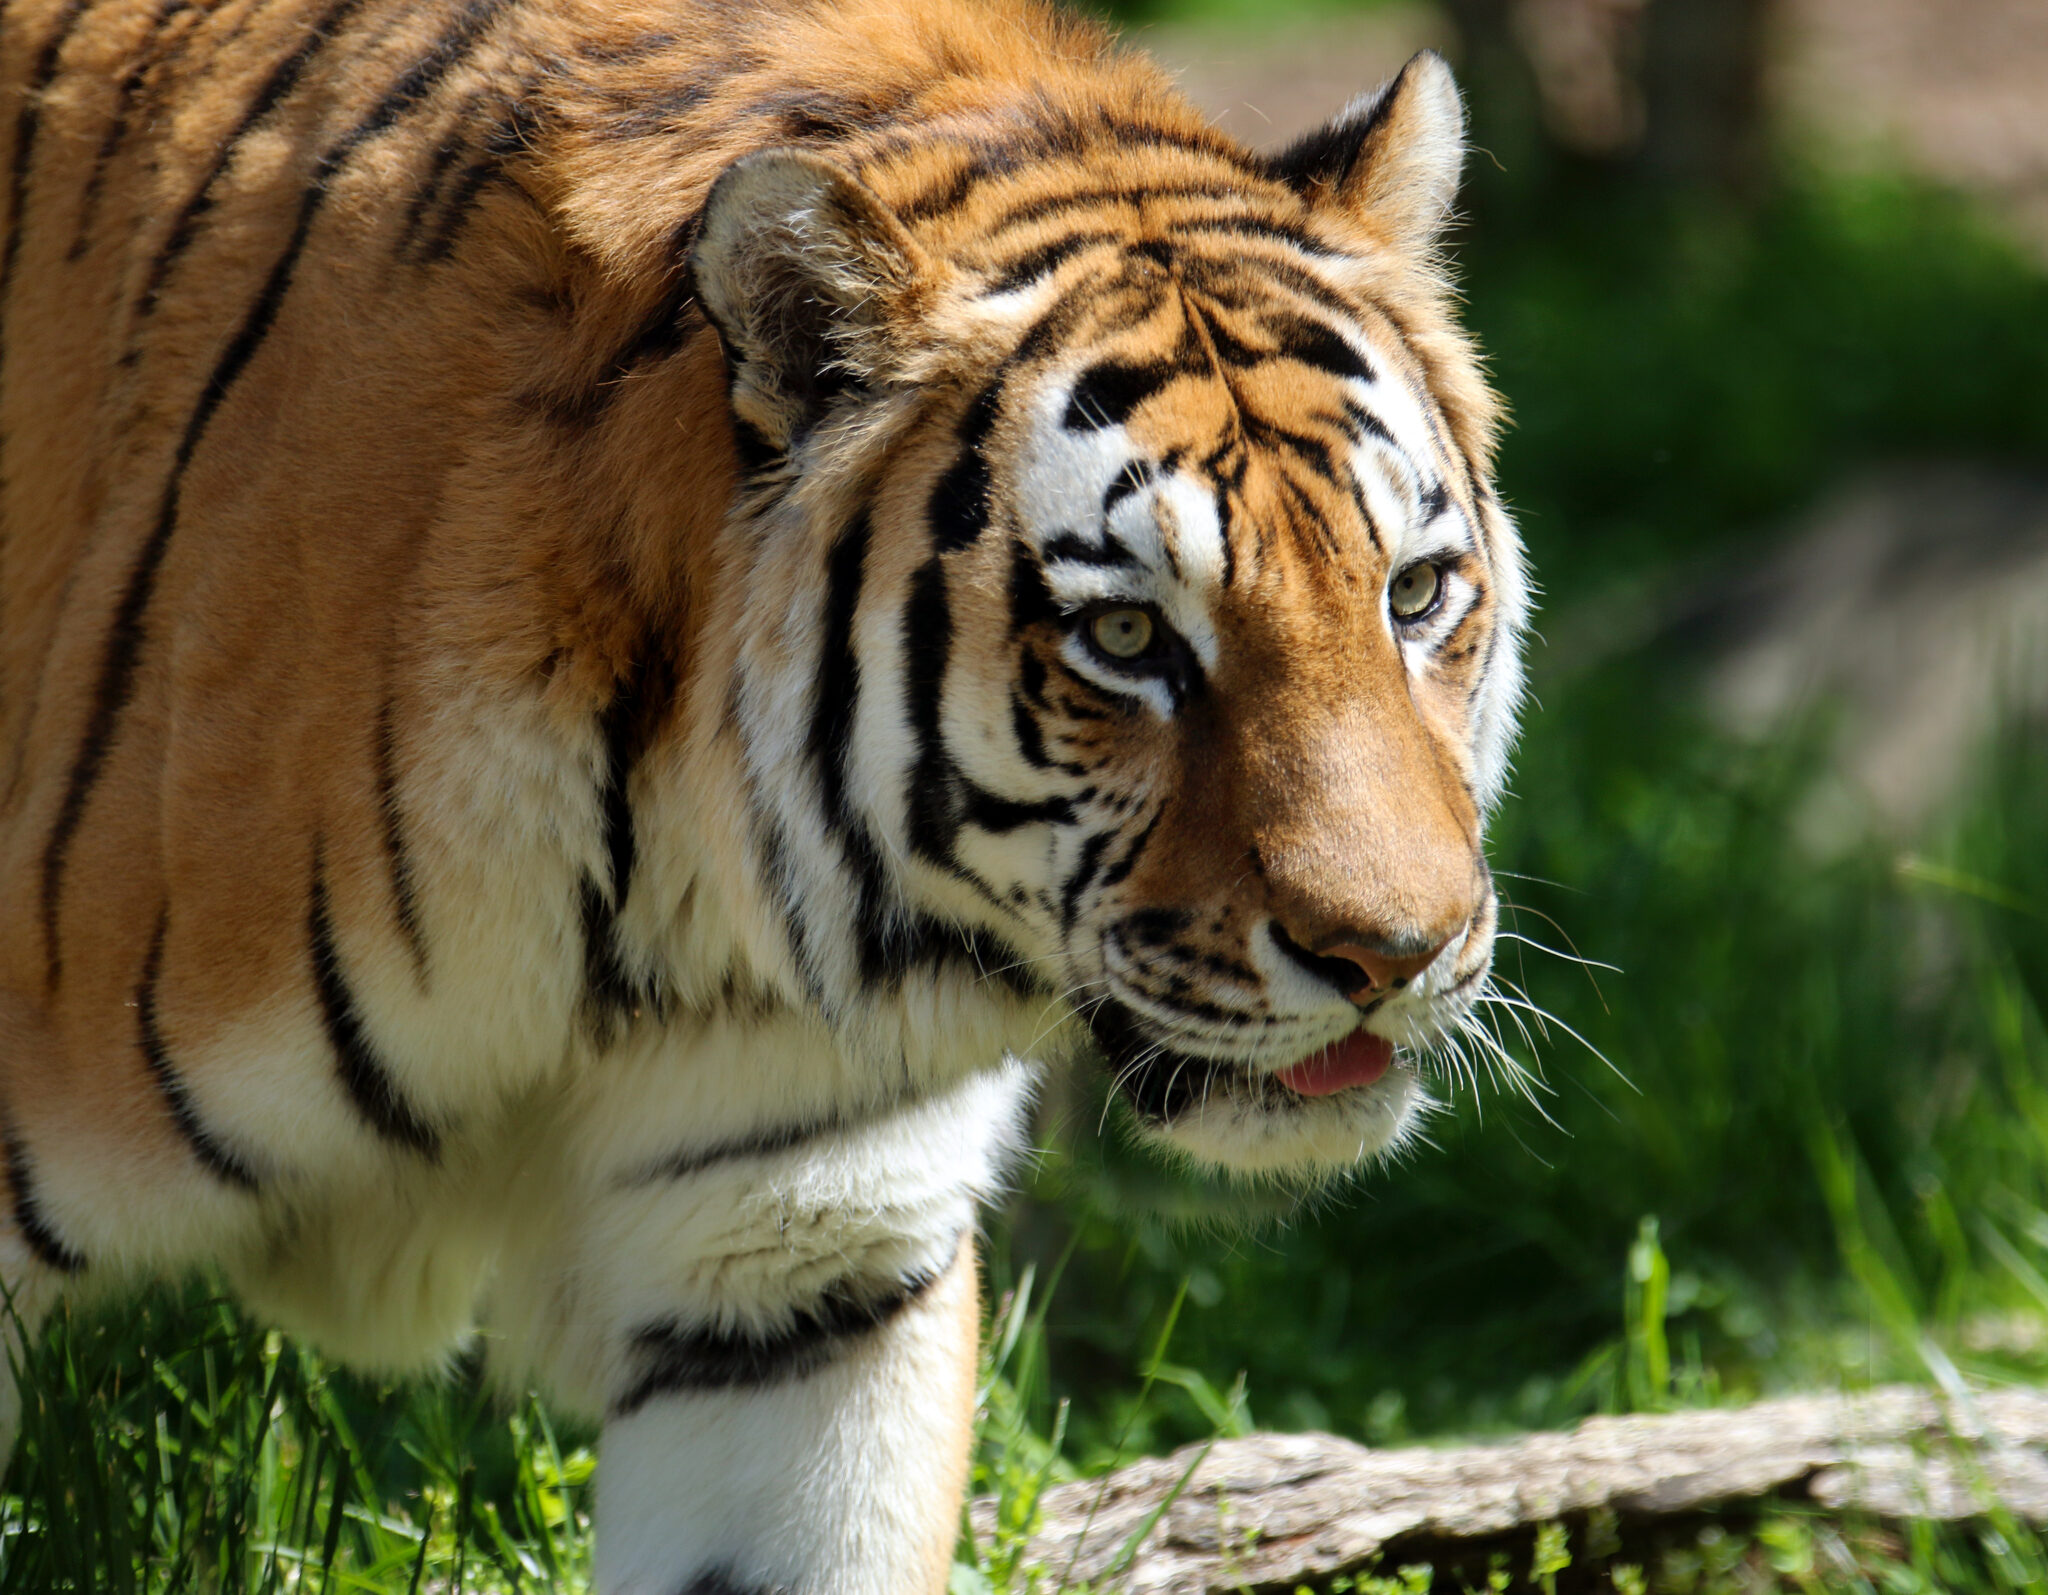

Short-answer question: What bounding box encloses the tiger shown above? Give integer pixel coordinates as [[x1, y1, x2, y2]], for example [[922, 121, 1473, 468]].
[[0, 0, 1529, 1586]]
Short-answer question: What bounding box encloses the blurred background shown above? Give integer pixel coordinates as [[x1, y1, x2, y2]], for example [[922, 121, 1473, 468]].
[[978, 0, 2048, 1472]]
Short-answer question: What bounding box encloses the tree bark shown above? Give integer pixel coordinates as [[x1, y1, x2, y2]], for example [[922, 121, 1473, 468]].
[[970, 1386, 2048, 1593]]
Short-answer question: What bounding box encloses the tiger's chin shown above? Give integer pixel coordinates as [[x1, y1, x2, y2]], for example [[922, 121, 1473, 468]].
[[1084, 1002, 1431, 1181]]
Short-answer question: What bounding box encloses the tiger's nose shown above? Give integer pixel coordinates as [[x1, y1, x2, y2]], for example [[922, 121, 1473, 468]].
[[1321, 938, 1449, 999], [1272, 924, 1455, 1002]]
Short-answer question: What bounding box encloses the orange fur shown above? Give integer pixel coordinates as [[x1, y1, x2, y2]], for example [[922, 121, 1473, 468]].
[[0, 0, 1525, 1582]]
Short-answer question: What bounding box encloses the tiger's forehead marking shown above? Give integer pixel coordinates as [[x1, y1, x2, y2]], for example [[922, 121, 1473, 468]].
[[1004, 292, 1458, 632], [1013, 383, 1226, 670]]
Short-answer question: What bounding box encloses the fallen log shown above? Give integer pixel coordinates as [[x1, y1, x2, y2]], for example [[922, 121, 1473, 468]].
[[969, 1385, 2048, 1592]]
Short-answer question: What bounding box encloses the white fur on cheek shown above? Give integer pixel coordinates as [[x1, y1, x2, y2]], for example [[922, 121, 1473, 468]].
[[1017, 382, 1224, 676]]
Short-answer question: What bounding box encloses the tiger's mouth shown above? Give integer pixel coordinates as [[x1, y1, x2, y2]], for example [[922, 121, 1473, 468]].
[[1083, 998, 1409, 1124]]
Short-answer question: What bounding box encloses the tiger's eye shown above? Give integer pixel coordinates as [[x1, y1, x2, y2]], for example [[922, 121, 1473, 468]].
[[1091, 607, 1155, 659], [1389, 561, 1441, 620]]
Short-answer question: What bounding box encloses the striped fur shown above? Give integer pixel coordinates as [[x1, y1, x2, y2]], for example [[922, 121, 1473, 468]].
[[0, 0, 1528, 1586]]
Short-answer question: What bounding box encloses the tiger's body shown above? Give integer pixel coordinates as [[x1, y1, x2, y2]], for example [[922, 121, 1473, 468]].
[[0, 0, 1528, 1586]]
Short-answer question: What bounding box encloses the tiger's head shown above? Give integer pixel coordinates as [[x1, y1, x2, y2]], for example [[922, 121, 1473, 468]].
[[691, 51, 1528, 1178]]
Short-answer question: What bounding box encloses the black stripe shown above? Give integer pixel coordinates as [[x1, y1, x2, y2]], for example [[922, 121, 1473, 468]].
[[413, 151, 502, 262], [1118, 907, 1189, 945], [1418, 479, 1451, 526], [741, 810, 826, 1009], [961, 784, 1073, 834], [1270, 465, 1334, 563], [1010, 692, 1053, 770], [613, 1254, 952, 1416], [1239, 409, 1337, 476], [393, 86, 489, 257], [1017, 647, 1048, 708], [1060, 828, 1112, 931], [983, 230, 1115, 296], [1, 0, 96, 473], [2, 1115, 84, 1274], [810, 512, 871, 838], [372, 691, 428, 980], [42, 0, 517, 989], [597, 669, 642, 925], [1343, 468, 1384, 558], [633, 1112, 845, 1187], [1204, 464, 1240, 590], [926, 380, 1000, 553], [587, 77, 715, 142], [1006, 272, 1100, 369], [894, 156, 983, 221], [1173, 246, 1357, 323], [415, 89, 540, 262], [575, 28, 676, 64], [1272, 314, 1374, 384], [309, 841, 442, 1158], [1098, 801, 1164, 892], [901, 558, 956, 867], [133, 0, 373, 321], [1087, 112, 1256, 168], [1195, 311, 1261, 371], [40, 472, 179, 990], [1341, 396, 1396, 448], [680, 1573, 784, 1595], [1172, 213, 1346, 263], [137, 910, 262, 1190], [750, 83, 915, 144], [1006, 539, 1061, 637], [66, 0, 190, 261], [1199, 309, 1374, 392], [1063, 358, 1183, 432], [584, 651, 662, 1020], [806, 521, 1035, 983], [805, 511, 899, 983], [1041, 531, 1136, 570], [988, 182, 1247, 238], [1102, 459, 1155, 520]]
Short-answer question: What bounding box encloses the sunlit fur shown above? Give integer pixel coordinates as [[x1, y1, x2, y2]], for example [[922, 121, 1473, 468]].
[[0, 0, 1527, 1587]]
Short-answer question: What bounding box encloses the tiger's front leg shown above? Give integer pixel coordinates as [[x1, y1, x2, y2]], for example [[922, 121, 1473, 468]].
[[491, 1052, 1033, 1595], [596, 1237, 979, 1595]]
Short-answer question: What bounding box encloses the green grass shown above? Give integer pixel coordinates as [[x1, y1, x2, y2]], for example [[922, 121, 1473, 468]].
[[12, 1189, 2048, 1593], [0, 1289, 594, 1592]]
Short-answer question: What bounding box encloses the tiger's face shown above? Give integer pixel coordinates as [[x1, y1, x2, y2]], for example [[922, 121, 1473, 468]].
[[697, 53, 1527, 1178]]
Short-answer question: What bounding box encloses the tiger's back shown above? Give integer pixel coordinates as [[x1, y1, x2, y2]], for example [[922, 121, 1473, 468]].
[[0, 0, 1527, 1588]]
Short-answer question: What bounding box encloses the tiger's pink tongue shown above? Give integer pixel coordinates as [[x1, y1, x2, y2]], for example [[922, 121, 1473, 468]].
[[1277, 1031, 1395, 1097]]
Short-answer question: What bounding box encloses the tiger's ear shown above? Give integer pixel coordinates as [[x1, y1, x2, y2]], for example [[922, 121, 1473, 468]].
[[691, 149, 932, 458], [1263, 50, 1466, 253]]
